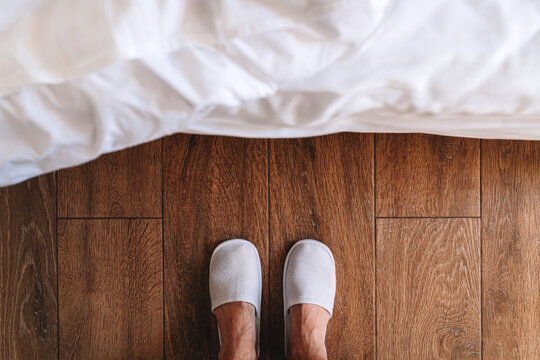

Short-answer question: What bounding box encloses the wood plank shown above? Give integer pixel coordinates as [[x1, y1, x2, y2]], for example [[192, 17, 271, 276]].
[[269, 134, 374, 359], [376, 218, 481, 359], [163, 135, 268, 359], [58, 219, 162, 359], [376, 134, 480, 217], [58, 140, 162, 218], [0, 175, 57, 360], [482, 140, 540, 359]]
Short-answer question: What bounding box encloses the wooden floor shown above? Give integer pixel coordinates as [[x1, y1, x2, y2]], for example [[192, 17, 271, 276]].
[[1, 133, 539, 359]]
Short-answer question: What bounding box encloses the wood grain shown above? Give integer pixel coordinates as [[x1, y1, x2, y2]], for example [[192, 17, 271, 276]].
[[482, 140, 540, 359], [163, 135, 268, 359], [5, 133, 540, 360], [269, 134, 374, 359], [0, 175, 57, 360], [58, 140, 162, 218], [376, 218, 481, 359], [58, 219, 163, 359], [376, 134, 480, 217]]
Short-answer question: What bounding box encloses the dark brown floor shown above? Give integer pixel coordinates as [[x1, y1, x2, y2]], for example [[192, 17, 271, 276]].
[[1, 133, 539, 359]]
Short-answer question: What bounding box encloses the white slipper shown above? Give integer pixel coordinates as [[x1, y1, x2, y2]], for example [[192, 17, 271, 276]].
[[283, 239, 336, 357], [209, 239, 262, 357]]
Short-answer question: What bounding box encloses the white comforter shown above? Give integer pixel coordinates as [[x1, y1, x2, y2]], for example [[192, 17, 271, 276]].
[[1, 0, 540, 186]]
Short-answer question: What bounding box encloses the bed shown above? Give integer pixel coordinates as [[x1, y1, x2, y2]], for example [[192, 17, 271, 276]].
[[1, 0, 539, 186]]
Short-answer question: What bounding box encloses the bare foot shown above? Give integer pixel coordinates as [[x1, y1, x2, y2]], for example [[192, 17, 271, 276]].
[[214, 301, 257, 360], [287, 303, 330, 360]]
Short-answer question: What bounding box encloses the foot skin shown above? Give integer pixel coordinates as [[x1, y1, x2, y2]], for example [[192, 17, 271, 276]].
[[288, 304, 330, 360], [214, 301, 257, 360]]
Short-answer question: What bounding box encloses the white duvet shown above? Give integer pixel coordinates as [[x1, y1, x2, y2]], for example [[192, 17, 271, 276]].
[[1, 0, 540, 186]]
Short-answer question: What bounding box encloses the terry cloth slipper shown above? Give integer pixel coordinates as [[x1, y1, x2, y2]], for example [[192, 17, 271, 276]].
[[209, 239, 262, 357], [283, 239, 336, 357]]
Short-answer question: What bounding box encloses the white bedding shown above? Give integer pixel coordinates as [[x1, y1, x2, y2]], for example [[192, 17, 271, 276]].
[[1, 0, 540, 186]]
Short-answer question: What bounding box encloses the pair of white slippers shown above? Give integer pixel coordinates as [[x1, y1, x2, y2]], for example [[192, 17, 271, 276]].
[[209, 239, 336, 358]]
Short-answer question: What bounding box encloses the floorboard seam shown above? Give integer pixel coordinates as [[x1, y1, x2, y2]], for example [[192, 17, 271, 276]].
[[57, 217, 162, 220], [266, 138, 271, 359], [479, 139, 483, 360], [376, 216, 481, 219], [161, 139, 166, 360], [373, 133, 377, 360], [56, 171, 60, 360]]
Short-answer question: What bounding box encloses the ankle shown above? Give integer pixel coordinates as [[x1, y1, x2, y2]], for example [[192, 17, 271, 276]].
[[287, 304, 329, 360], [288, 330, 327, 360], [219, 345, 257, 360], [215, 302, 256, 360], [218, 333, 256, 360], [288, 341, 327, 360]]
